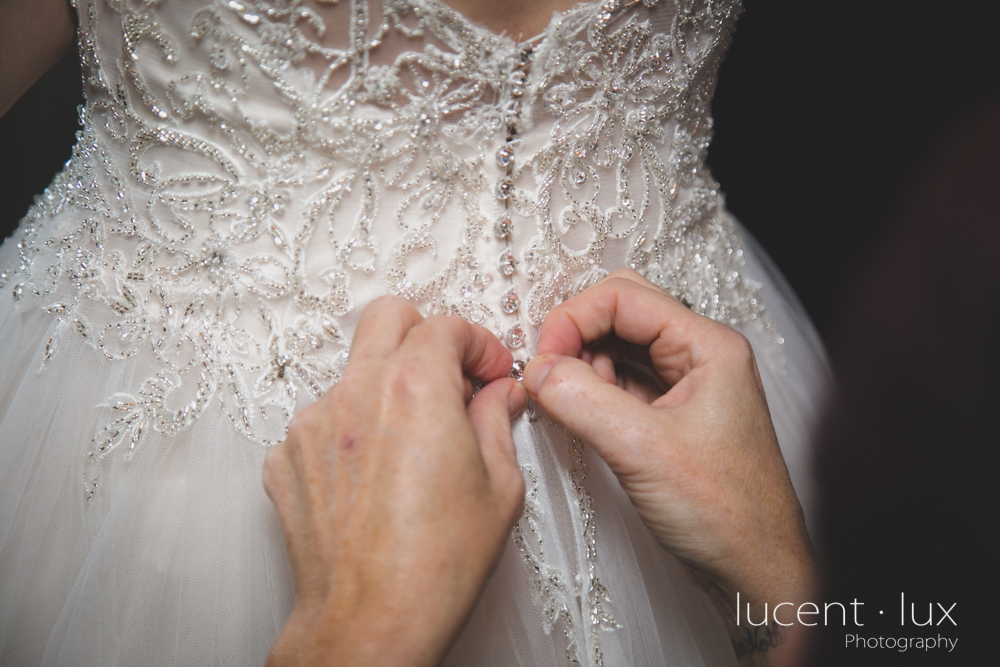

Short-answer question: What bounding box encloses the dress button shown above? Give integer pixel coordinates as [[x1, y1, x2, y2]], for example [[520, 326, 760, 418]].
[[501, 288, 520, 314], [496, 176, 514, 199], [496, 144, 514, 168], [494, 216, 513, 239], [498, 249, 517, 276], [505, 323, 526, 349]]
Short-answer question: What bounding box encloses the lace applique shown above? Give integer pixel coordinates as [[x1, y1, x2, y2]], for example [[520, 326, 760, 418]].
[[2, 0, 769, 660], [514, 464, 582, 661], [5, 0, 767, 460], [514, 441, 619, 665]]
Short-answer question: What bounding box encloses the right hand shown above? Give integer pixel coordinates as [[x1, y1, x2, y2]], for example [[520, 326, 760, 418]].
[[523, 270, 816, 652]]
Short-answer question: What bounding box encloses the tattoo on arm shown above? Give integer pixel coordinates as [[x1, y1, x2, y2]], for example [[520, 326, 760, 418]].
[[732, 624, 784, 665]]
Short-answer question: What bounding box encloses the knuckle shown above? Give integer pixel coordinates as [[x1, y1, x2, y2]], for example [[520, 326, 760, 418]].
[[364, 294, 417, 320], [384, 357, 425, 401], [601, 268, 658, 293], [496, 467, 526, 523], [384, 358, 414, 389], [285, 404, 321, 444], [717, 326, 755, 363], [261, 444, 287, 497], [730, 329, 755, 358], [421, 314, 465, 339], [603, 275, 633, 292], [408, 314, 472, 355], [367, 294, 404, 311]]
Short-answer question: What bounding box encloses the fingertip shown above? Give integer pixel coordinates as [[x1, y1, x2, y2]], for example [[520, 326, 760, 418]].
[[600, 268, 657, 289], [466, 324, 514, 382], [522, 353, 559, 397], [507, 381, 528, 417], [591, 349, 617, 385], [473, 376, 525, 418], [522, 353, 652, 461], [468, 378, 521, 482]]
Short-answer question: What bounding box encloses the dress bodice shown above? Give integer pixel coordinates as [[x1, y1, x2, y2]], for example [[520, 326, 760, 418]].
[[0, 6, 837, 666], [3, 0, 770, 453]]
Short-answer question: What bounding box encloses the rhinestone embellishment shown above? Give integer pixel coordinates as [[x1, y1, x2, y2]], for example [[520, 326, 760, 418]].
[[505, 323, 526, 349], [495, 176, 514, 200], [494, 216, 513, 239], [7, 2, 775, 663], [498, 250, 517, 277], [16, 0, 774, 504], [496, 144, 514, 168], [501, 288, 520, 314], [509, 70, 527, 97]]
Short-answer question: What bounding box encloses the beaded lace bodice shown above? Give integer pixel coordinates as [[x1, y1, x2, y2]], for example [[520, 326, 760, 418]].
[[3, 0, 769, 464]]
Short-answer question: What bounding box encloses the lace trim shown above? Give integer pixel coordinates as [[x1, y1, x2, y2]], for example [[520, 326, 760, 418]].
[[3, 0, 769, 453], [1, 3, 770, 660]]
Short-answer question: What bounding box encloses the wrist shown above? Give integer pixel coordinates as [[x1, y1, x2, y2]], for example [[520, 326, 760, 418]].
[[267, 598, 450, 667], [703, 543, 819, 667]]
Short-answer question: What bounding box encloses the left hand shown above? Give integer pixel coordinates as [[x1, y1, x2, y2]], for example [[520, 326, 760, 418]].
[[263, 296, 527, 667]]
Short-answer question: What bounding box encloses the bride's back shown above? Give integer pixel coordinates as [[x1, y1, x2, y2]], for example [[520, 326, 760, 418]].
[[0, 2, 830, 666]]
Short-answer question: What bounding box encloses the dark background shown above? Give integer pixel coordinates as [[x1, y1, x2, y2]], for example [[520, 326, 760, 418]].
[[709, 1, 1000, 338], [2, 1, 1000, 341]]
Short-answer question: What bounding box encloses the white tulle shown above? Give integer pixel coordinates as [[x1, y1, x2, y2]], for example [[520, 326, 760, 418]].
[[0, 0, 830, 665], [0, 216, 829, 667]]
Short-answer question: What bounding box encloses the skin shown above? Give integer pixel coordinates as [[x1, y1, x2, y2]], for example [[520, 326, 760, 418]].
[[265, 271, 817, 667], [0, 0, 581, 116], [438, 0, 590, 41], [0, 0, 76, 118], [263, 297, 529, 667], [0, 1, 815, 662], [523, 269, 817, 667]]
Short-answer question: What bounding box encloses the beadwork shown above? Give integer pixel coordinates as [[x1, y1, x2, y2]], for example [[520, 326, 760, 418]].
[[0, 1, 778, 662], [4, 0, 773, 459]]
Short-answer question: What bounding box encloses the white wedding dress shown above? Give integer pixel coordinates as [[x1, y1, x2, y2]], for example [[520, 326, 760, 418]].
[[0, 1, 829, 665]]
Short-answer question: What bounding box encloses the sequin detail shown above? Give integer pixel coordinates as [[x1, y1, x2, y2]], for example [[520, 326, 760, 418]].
[[0, 0, 775, 662], [4, 0, 771, 462]]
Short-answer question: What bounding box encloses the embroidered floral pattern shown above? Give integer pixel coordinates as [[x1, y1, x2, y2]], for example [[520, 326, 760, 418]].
[[0, 1, 783, 661], [3, 0, 769, 481]]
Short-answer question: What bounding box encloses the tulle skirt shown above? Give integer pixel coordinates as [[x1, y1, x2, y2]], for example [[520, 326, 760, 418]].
[[0, 214, 830, 666]]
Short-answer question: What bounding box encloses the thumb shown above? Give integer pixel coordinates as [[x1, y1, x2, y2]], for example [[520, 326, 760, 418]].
[[467, 378, 526, 516], [523, 353, 662, 477]]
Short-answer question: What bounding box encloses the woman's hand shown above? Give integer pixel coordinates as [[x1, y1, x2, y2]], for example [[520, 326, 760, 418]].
[[263, 297, 527, 667], [523, 270, 816, 666]]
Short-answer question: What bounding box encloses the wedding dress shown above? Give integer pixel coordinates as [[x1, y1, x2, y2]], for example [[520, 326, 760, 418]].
[[0, 0, 830, 665]]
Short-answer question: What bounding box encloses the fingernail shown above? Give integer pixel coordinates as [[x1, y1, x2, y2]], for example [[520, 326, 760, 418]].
[[523, 355, 556, 396], [507, 382, 528, 417]]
